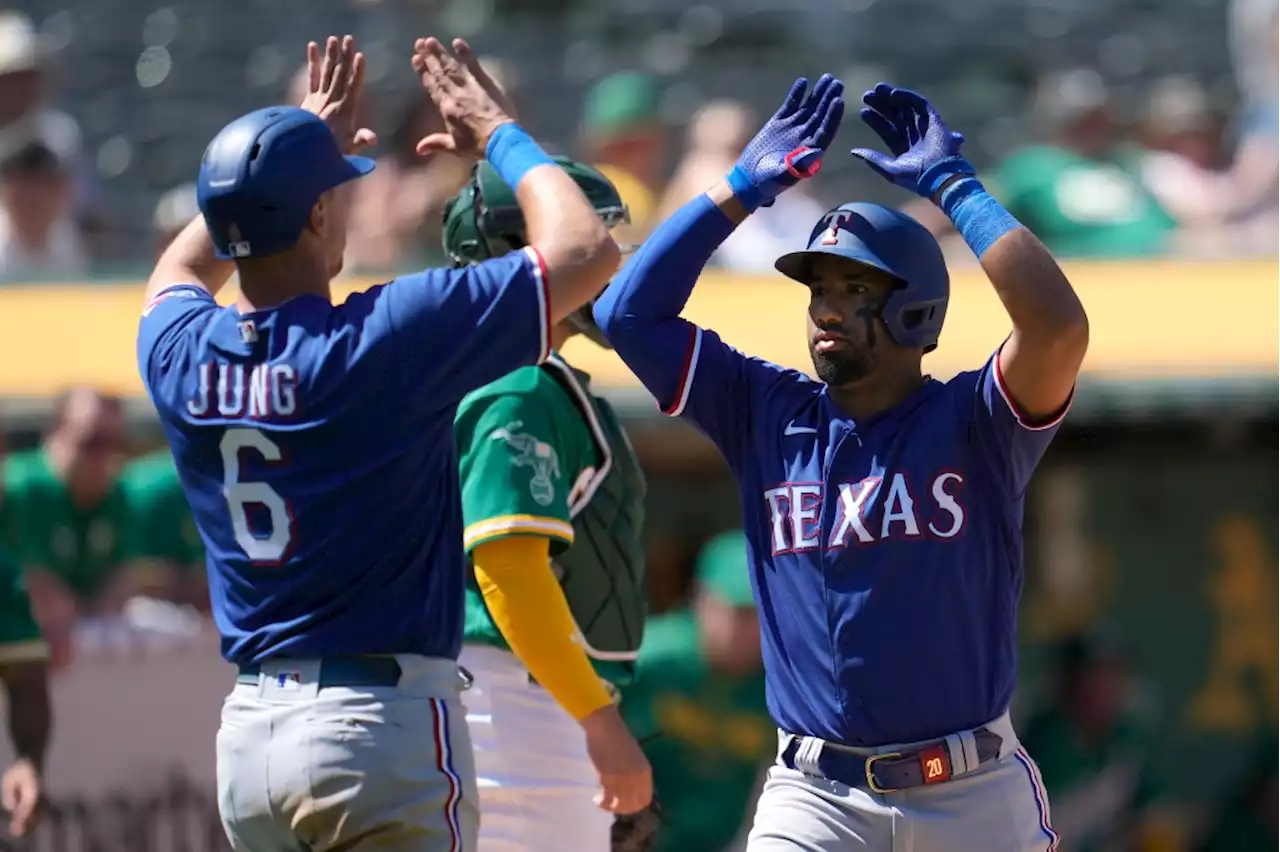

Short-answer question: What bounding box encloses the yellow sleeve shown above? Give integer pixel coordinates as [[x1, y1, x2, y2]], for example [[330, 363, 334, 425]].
[[472, 536, 614, 721]]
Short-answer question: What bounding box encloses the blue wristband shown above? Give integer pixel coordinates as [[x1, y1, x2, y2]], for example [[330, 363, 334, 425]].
[[485, 123, 555, 189], [726, 166, 764, 213], [941, 178, 1020, 259], [919, 156, 976, 199]]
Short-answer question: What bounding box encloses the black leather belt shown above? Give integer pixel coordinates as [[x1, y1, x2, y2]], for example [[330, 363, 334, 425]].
[[781, 727, 1003, 793], [237, 656, 403, 688]]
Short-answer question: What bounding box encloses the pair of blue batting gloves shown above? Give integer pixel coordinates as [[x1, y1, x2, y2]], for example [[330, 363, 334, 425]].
[[727, 76, 978, 213]]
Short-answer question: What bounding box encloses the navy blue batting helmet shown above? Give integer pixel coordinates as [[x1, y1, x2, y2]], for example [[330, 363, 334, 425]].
[[196, 106, 375, 260], [775, 203, 949, 352]]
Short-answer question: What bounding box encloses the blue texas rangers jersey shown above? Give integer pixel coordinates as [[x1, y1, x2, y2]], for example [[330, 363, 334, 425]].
[[136, 247, 552, 664], [663, 329, 1067, 746]]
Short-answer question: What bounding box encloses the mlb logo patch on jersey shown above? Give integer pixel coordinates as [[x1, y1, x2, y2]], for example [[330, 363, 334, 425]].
[[276, 671, 302, 691], [142, 287, 199, 317]]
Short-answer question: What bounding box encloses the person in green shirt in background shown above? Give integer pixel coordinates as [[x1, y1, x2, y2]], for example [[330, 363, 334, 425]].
[[0, 547, 52, 840], [1020, 630, 1183, 852], [2, 387, 135, 657], [993, 69, 1177, 258], [120, 449, 207, 612], [0, 423, 52, 839], [621, 530, 774, 852]]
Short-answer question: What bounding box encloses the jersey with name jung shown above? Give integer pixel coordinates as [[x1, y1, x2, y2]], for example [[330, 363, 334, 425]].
[[135, 248, 551, 665], [668, 329, 1066, 746]]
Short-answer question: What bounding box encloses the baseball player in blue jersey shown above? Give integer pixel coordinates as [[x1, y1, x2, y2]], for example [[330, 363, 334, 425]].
[[593, 76, 1089, 851], [135, 34, 621, 852]]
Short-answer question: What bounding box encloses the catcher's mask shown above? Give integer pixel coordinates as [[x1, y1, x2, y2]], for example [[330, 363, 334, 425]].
[[442, 156, 631, 349]]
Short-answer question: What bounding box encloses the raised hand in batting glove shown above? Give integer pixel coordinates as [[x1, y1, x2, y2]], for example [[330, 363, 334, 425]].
[[850, 83, 975, 201], [727, 74, 845, 212]]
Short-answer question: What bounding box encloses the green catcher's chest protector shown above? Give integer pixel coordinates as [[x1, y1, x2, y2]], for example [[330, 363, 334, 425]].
[[542, 356, 648, 672]]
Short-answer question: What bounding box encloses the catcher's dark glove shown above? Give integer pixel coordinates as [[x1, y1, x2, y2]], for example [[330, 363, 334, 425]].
[[611, 794, 662, 852]]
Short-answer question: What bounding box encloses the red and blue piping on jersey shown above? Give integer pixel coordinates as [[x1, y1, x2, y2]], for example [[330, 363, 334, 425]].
[[592, 193, 738, 416], [431, 698, 464, 852], [141, 284, 207, 317], [661, 325, 703, 417], [1014, 747, 1060, 852], [992, 345, 1073, 431], [522, 245, 552, 365]]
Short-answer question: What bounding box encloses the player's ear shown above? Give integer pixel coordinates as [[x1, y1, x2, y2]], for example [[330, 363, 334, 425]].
[[306, 195, 328, 238]]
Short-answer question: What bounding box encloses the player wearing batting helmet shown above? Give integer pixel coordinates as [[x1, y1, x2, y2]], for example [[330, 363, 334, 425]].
[[443, 158, 656, 851], [135, 34, 620, 852], [593, 74, 1088, 852]]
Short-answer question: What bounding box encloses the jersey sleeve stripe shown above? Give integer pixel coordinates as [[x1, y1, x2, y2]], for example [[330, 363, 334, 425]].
[[522, 245, 552, 364], [429, 698, 463, 852], [991, 347, 1073, 431], [0, 640, 49, 664], [661, 324, 703, 417], [463, 515, 576, 550], [141, 284, 212, 317]]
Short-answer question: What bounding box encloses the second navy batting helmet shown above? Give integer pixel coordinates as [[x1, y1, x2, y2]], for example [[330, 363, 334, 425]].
[[774, 203, 949, 352], [196, 106, 375, 260]]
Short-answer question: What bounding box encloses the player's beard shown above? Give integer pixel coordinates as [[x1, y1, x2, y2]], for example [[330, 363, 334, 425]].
[[811, 345, 873, 386]]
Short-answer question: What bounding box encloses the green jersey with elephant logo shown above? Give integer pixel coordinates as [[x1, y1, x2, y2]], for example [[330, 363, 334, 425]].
[[454, 352, 647, 685]]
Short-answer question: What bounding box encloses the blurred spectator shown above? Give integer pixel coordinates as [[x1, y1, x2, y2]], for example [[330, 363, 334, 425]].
[[658, 99, 828, 273], [344, 78, 477, 273], [0, 413, 52, 840], [1228, 0, 1279, 130], [1139, 77, 1233, 226], [0, 11, 103, 259], [1197, 731, 1278, 852], [1220, 7, 1280, 249], [151, 182, 199, 259], [620, 531, 772, 852], [1, 388, 134, 656], [581, 72, 668, 244], [0, 138, 86, 281], [120, 449, 206, 613], [279, 59, 463, 275], [1020, 631, 1181, 852], [991, 70, 1177, 258], [1140, 76, 1279, 256]]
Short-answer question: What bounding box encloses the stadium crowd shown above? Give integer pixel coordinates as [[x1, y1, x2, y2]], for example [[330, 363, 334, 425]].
[[0, 1, 1275, 850], [0, 2, 1274, 283]]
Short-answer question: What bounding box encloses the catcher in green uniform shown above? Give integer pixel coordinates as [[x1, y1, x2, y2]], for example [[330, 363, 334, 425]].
[[445, 158, 656, 852]]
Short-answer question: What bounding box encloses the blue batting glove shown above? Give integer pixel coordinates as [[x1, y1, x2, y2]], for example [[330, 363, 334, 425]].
[[850, 83, 975, 199], [727, 74, 845, 212]]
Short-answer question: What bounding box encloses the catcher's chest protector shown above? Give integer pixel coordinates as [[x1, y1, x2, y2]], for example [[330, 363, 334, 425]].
[[541, 360, 648, 673]]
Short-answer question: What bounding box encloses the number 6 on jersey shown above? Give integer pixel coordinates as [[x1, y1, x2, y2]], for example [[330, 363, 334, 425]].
[[221, 428, 294, 563]]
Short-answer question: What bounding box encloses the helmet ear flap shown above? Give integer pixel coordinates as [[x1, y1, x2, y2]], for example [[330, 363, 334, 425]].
[[882, 291, 948, 351]]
